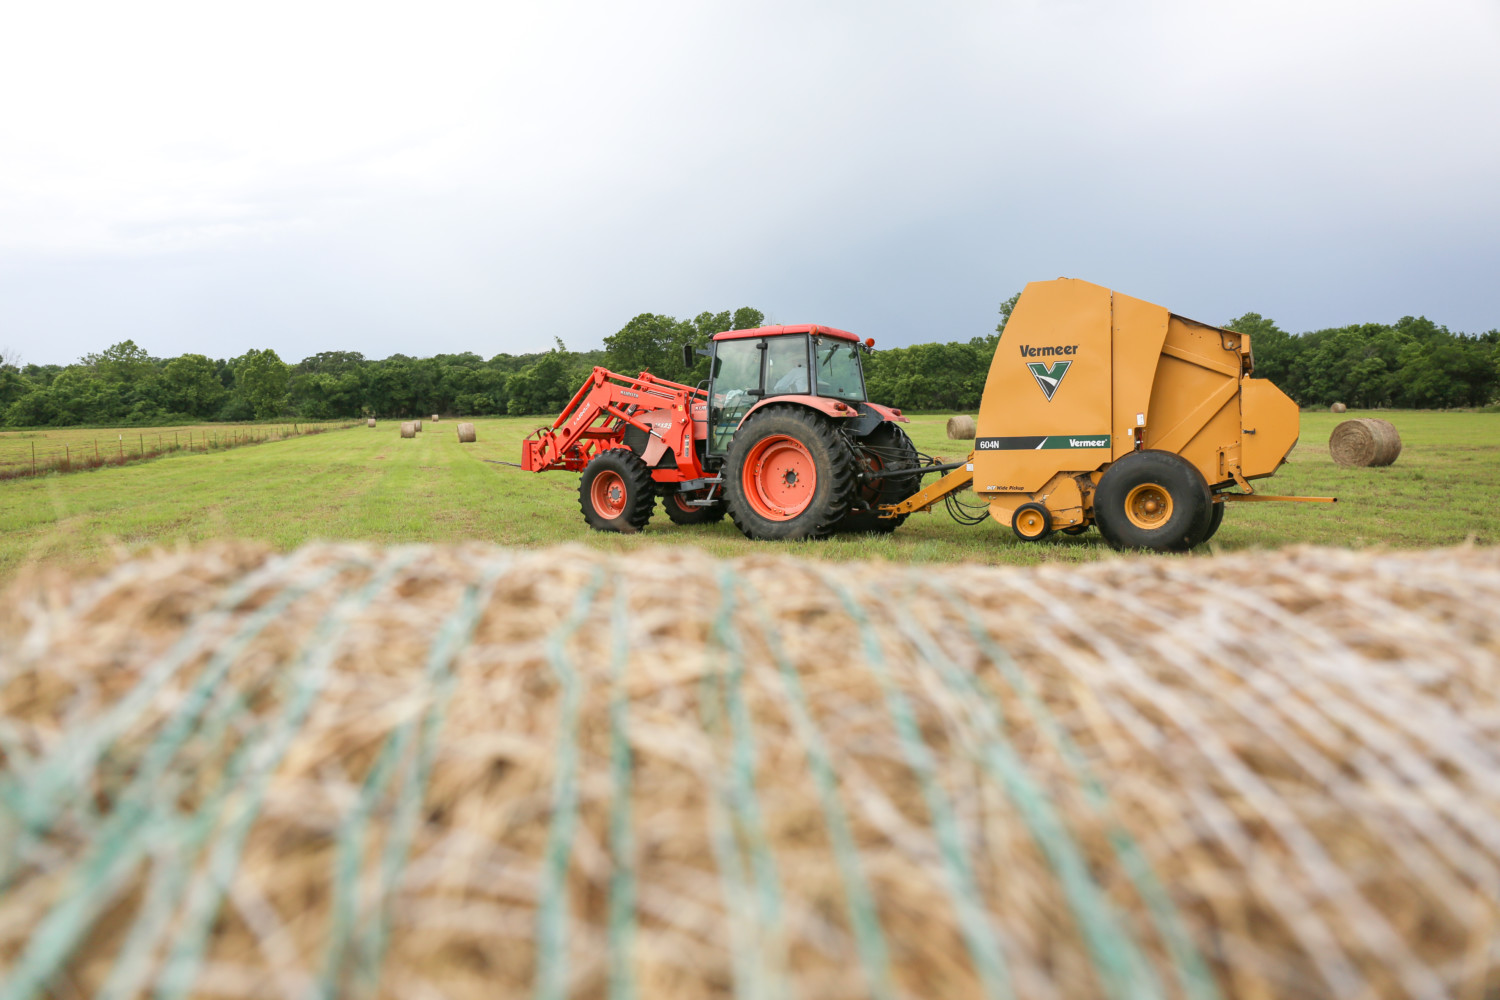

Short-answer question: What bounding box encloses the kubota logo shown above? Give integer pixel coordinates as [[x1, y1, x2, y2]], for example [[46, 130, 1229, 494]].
[[1027, 360, 1072, 401]]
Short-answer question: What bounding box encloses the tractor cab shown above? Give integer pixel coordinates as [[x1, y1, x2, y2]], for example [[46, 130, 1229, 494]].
[[699, 325, 868, 453]]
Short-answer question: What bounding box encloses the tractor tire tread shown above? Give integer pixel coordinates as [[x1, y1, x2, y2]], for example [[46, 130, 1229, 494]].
[[578, 448, 657, 533], [835, 422, 919, 534], [724, 405, 857, 541], [663, 495, 728, 525]]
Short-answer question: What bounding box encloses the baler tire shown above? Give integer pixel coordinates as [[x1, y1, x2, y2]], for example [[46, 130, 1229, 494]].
[[578, 449, 657, 533], [1061, 524, 1091, 536], [1011, 502, 1054, 542], [835, 423, 920, 534], [724, 406, 856, 541], [1093, 450, 1213, 553], [663, 491, 728, 526], [1199, 498, 1226, 544]]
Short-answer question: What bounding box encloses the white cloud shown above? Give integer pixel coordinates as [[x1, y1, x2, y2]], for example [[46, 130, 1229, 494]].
[[0, 0, 1496, 362]]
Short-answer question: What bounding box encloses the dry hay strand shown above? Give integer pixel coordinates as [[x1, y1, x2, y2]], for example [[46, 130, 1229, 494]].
[[399, 421, 415, 438], [1330, 417, 1402, 467], [456, 422, 477, 443], [3, 542, 1500, 1000], [1331, 402, 1347, 413], [947, 414, 976, 439], [366, 418, 377, 428]]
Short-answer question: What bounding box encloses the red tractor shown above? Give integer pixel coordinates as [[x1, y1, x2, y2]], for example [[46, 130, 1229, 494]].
[[520, 324, 922, 540]]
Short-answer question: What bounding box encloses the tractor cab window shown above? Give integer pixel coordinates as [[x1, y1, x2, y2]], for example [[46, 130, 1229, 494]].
[[765, 335, 810, 395], [708, 338, 762, 453], [814, 337, 866, 402]]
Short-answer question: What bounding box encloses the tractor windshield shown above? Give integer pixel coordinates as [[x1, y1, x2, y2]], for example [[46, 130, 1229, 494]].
[[814, 337, 866, 402]]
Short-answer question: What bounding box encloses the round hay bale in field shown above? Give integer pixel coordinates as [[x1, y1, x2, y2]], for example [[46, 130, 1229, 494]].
[[946, 414, 976, 439], [1330, 402, 1347, 413], [413, 419, 423, 432], [399, 421, 415, 438], [432, 414, 440, 422], [366, 418, 376, 427], [4, 542, 1500, 999], [1330, 417, 1402, 466], [456, 421, 477, 443]]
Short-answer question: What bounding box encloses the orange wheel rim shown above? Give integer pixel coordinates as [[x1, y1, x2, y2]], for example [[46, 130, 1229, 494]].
[[591, 470, 627, 519], [1124, 483, 1173, 530], [743, 435, 817, 520], [673, 494, 699, 512], [1015, 508, 1047, 538]]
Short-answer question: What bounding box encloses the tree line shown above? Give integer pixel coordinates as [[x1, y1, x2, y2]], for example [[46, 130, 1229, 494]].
[[1, 299, 1495, 428]]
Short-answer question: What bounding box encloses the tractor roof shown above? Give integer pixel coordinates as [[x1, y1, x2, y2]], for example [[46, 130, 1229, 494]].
[[712, 324, 860, 343]]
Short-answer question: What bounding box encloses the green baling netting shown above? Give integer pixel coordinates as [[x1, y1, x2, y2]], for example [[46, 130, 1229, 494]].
[[5, 540, 1496, 1000]]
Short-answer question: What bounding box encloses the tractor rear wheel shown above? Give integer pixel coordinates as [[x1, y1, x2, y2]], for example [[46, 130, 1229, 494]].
[[725, 405, 856, 541], [1093, 450, 1212, 552], [835, 423, 920, 534], [663, 489, 728, 525], [578, 449, 657, 533]]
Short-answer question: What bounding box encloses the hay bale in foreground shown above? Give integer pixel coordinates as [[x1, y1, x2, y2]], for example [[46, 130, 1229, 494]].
[[1330, 417, 1402, 466], [947, 414, 976, 439], [1330, 402, 1346, 413], [3, 542, 1499, 1000], [399, 421, 415, 438], [366, 417, 377, 427], [456, 421, 477, 443]]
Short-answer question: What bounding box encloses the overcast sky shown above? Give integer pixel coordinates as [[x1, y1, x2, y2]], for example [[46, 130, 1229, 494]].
[[1, 0, 1497, 366]]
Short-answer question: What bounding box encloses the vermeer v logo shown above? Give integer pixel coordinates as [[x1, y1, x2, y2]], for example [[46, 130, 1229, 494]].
[[1026, 360, 1071, 401]]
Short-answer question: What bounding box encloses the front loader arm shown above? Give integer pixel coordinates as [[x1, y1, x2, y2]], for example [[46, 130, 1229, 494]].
[[520, 367, 704, 473]]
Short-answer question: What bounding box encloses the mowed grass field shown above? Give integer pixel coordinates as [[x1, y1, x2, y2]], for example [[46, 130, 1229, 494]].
[[0, 410, 1494, 578]]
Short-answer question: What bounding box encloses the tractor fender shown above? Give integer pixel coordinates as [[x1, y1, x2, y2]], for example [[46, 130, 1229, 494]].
[[863, 401, 908, 424], [741, 394, 860, 425]]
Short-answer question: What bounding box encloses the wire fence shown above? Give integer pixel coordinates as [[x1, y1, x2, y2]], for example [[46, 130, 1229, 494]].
[[0, 423, 357, 482], [1, 541, 1498, 999]]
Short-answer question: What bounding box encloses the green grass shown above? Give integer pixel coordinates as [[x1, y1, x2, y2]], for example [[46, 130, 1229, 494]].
[[1, 410, 1495, 578]]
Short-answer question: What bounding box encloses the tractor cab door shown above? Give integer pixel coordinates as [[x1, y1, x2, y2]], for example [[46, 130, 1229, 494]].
[[707, 334, 815, 453], [708, 338, 764, 454]]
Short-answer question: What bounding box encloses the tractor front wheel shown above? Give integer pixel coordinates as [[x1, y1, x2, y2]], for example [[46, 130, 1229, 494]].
[[725, 406, 856, 541], [578, 450, 657, 533], [1093, 450, 1212, 552]]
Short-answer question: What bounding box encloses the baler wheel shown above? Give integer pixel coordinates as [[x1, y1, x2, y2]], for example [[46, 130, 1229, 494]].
[[1011, 502, 1054, 542], [1061, 524, 1090, 536], [578, 450, 657, 533], [1200, 498, 1226, 544], [725, 405, 856, 541], [664, 490, 728, 525], [1093, 450, 1212, 552]]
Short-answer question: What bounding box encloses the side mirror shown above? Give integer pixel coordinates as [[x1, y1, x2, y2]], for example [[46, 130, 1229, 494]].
[[681, 344, 696, 370]]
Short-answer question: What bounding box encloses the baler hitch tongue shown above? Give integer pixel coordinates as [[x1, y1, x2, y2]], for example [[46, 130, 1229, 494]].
[[1219, 493, 1338, 504]]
